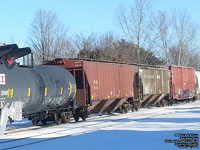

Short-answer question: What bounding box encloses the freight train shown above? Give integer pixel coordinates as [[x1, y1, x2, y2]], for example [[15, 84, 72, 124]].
[[0, 44, 198, 135], [45, 59, 197, 115]]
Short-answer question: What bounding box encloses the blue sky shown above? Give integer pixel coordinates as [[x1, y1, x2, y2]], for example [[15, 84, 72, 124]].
[[0, 0, 199, 47]]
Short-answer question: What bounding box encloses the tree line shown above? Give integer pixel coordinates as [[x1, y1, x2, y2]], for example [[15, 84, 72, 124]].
[[27, 0, 200, 69]]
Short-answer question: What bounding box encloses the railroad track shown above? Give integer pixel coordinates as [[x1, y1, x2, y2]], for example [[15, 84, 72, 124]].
[[4, 100, 195, 135], [0, 101, 198, 150], [4, 106, 155, 135], [5, 113, 115, 135]]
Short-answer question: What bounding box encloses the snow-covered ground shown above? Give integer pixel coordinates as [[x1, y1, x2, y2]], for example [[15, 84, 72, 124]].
[[0, 101, 200, 150]]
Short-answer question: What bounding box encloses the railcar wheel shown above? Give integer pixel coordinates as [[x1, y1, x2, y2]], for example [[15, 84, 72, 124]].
[[74, 115, 79, 122], [160, 101, 164, 107], [135, 106, 138, 111], [119, 106, 125, 114], [61, 112, 70, 123], [122, 104, 129, 113], [66, 114, 70, 123], [32, 120, 39, 126], [157, 102, 162, 107], [80, 111, 88, 121], [124, 107, 128, 113], [56, 119, 62, 125], [74, 108, 80, 122], [79, 107, 88, 121], [168, 100, 173, 106], [41, 119, 47, 125], [32, 117, 40, 126], [131, 105, 134, 112], [55, 113, 62, 125]]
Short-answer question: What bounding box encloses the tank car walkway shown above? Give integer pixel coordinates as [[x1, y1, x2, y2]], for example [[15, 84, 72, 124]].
[[0, 101, 200, 150]]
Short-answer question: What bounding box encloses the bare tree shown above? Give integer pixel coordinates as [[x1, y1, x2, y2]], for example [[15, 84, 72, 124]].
[[74, 33, 98, 54], [155, 11, 173, 64], [28, 9, 75, 64], [75, 32, 163, 65], [171, 9, 199, 66], [74, 32, 116, 60], [116, 0, 151, 63]]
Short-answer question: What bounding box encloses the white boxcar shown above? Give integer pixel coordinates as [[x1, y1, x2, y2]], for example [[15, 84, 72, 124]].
[[195, 71, 200, 97]]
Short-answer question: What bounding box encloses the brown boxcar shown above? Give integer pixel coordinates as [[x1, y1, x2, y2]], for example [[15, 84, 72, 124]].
[[45, 58, 137, 114], [136, 66, 170, 107], [170, 66, 196, 100]]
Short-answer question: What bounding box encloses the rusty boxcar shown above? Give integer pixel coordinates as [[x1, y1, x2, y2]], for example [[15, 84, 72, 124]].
[[45, 58, 139, 116], [170, 66, 196, 100], [135, 66, 170, 107]]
